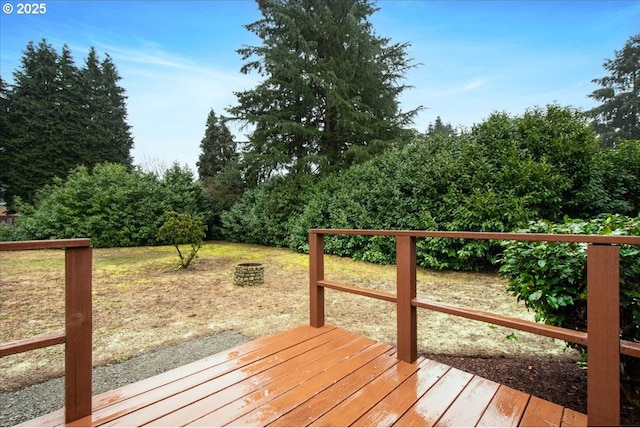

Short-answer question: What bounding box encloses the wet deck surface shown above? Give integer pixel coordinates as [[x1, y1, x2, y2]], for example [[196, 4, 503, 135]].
[[21, 324, 586, 427]]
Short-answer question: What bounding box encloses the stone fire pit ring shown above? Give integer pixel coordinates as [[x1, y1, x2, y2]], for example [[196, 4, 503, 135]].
[[234, 262, 264, 286]]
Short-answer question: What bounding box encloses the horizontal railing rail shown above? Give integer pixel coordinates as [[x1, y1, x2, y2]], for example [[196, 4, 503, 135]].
[[309, 229, 640, 427], [0, 239, 92, 423]]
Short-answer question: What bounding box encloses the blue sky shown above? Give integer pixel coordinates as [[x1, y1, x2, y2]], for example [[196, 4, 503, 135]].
[[1, 1, 639, 173]]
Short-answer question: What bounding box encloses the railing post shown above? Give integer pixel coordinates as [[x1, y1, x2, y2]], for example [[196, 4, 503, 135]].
[[310, 232, 325, 328], [396, 235, 417, 363], [587, 244, 620, 427], [65, 246, 93, 423]]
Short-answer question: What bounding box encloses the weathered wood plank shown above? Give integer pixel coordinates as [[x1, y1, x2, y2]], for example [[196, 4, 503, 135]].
[[64, 245, 93, 423], [103, 328, 353, 426], [222, 342, 394, 427], [394, 367, 474, 426], [66, 325, 337, 427], [586, 244, 620, 427], [91, 324, 336, 414], [519, 396, 564, 427], [352, 359, 450, 427], [0, 331, 65, 357], [309, 359, 418, 427], [435, 376, 500, 426], [187, 337, 386, 427], [16, 409, 64, 427], [269, 353, 399, 426], [145, 330, 367, 426], [71, 330, 344, 426], [561, 408, 588, 427], [476, 384, 530, 426], [18, 325, 587, 428], [0, 238, 91, 251]]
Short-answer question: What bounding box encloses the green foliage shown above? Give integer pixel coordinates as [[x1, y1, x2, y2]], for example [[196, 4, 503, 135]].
[[197, 109, 237, 181], [196, 109, 244, 238], [285, 105, 603, 270], [588, 33, 640, 147], [228, 0, 420, 183], [499, 214, 640, 404], [0, 39, 133, 207], [221, 175, 312, 247], [201, 165, 244, 239], [599, 139, 640, 216], [12, 163, 207, 248], [157, 211, 207, 269], [0, 225, 18, 241], [471, 105, 602, 218], [222, 104, 637, 272], [426, 116, 457, 138]]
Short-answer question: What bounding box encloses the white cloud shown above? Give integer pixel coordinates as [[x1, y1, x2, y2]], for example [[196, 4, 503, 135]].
[[462, 78, 489, 92]]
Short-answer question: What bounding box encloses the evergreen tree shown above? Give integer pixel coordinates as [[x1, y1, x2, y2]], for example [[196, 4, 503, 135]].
[[197, 109, 237, 180], [588, 33, 640, 147], [228, 0, 420, 184], [0, 77, 12, 201], [197, 109, 243, 237], [2, 40, 61, 206], [0, 40, 134, 207], [55, 45, 87, 173], [426, 116, 457, 138], [96, 54, 134, 166], [81, 47, 107, 166]]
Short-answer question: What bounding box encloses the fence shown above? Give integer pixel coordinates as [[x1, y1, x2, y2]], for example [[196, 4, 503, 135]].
[[0, 239, 92, 423], [309, 229, 640, 427]]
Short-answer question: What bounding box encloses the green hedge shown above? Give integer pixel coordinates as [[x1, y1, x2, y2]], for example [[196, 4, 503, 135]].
[[11, 163, 208, 248], [287, 105, 608, 270]]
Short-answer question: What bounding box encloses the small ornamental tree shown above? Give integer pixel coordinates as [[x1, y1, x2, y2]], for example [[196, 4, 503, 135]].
[[158, 211, 207, 269]]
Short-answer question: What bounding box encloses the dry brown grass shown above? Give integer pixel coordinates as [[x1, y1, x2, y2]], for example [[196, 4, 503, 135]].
[[0, 241, 575, 392]]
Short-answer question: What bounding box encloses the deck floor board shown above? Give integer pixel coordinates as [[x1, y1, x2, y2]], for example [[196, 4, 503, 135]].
[[19, 325, 586, 427]]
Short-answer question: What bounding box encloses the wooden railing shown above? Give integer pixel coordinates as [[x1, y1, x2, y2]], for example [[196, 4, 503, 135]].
[[0, 239, 92, 423], [309, 229, 640, 427]]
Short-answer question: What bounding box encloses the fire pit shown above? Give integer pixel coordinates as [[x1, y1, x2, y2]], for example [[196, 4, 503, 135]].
[[234, 263, 264, 286]]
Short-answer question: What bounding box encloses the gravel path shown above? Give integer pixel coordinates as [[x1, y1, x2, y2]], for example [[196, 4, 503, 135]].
[[0, 330, 250, 427]]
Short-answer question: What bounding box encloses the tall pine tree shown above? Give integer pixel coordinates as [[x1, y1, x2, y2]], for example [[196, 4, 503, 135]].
[[0, 77, 12, 205], [228, 0, 420, 184], [2, 40, 61, 206], [97, 54, 134, 166], [588, 33, 640, 147], [197, 109, 243, 237], [197, 109, 237, 181], [0, 40, 134, 207]]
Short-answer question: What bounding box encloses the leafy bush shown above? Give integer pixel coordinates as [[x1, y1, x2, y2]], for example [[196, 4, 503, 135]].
[[12, 163, 208, 247], [223, 104, 636, 271], [599, 139, 640, 216], [221, 175, 312, 247], [157, 211, 207, 269], [499, 214, 640, 404], [0, 225, 18, 241], [287, 105, 603, 270]]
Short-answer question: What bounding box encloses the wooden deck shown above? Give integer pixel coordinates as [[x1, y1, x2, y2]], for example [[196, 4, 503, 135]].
[[21, 324, 586, 427]]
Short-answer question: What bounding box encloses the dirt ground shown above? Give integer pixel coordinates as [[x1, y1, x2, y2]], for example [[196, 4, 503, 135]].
[[1, 241, 637, 424]]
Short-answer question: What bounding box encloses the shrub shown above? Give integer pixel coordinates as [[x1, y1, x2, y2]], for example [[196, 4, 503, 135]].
[[499, 214, 640, 404], [12, 163, 208, 247], [290, 105, 598, 270], [221, 175, 312, 247], [157, 211, 207, 269], [599, 139, 640, 216]]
